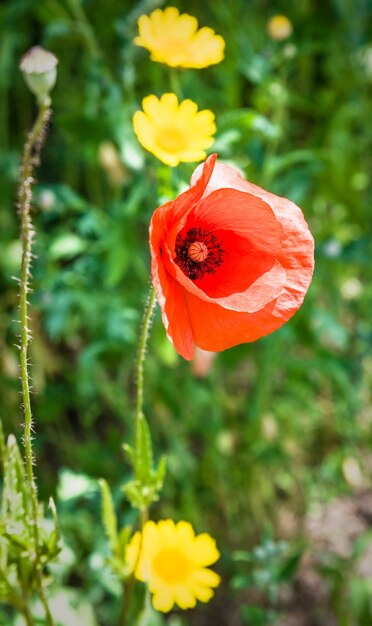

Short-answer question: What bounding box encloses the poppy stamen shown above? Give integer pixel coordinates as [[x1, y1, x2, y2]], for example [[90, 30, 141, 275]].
[[174, 227, 225, 281]]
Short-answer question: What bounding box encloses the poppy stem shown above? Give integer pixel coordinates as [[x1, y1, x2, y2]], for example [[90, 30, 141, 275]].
[[18, 100, 56, 626], [119, 287, 155, 626], [135, 284, 156, 424]]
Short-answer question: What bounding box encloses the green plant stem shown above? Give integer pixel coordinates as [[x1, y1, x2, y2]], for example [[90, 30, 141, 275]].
[[135, 285, 156, 429], [18, 101, 55, 626], [169, 68, 183, 99], [22, 604, 35, 626], [19, 577, 35, 626], [119, 507, 149, 626], [19, 101, 49, 543], [119, 287, 156, 626], [66, 0, 101, 59], [262, 64, 289, 187]]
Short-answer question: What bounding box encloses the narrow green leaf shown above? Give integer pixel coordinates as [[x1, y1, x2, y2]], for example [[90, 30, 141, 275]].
[[122, 443, 135, 466], [99, 478, 119, 554], [153, 455, 166, 489], [122, 481, 143, 509], [118, 526, 131, 560], [3, 532, 29, 550], [45, 497, 61, 559], [7, 435, 31, 521], [135, 414, 153, 484], [2, 436, 30, 525]]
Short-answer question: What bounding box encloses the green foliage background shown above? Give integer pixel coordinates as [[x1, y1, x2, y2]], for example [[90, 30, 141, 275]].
[[1, 0, 371, 624]]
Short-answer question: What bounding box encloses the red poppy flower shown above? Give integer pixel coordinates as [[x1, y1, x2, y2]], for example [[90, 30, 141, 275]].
[[149, 154, 314, 360]]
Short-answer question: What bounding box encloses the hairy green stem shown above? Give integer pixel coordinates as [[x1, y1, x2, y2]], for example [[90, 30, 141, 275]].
[[119, 287, 156, 626], [19, 101, 49, 543], [18, 102, 55, 626], [135, 285, 156, 427]]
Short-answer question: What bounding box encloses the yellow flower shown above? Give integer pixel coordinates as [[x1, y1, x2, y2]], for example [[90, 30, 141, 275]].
[[134, 7, 225, 69], [132, 93, 216, 167], [267, 15, 293, 41], [126, 519, 221, 612]]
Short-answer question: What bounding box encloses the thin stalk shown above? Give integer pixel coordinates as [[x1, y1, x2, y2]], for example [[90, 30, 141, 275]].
[[19, 578, 35, 626], [21, 604, 34, 626], [119, 508, 149, 626], [18, 101, 55, 626], [66, 0, 101, 59], [18, 101, 50, 545], [135, 285, 156, 428], [119, 286, 156, 626], [261, 63, 289, 187], [169, 68, 183, 99], [18, 561, 35, 626]]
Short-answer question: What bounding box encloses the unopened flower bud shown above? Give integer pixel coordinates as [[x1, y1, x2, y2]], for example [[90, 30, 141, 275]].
[[19, 46, 58, 104]]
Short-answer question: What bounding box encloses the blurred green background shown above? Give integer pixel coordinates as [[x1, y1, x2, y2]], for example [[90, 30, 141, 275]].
[[1, 0, 372, 624]]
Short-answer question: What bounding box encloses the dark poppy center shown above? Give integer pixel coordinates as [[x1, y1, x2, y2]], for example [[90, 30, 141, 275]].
[[174, 227, 225, 281]]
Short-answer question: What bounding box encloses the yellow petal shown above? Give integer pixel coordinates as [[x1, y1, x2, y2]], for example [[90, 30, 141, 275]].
[[152, 586, 175, 613], [175, 520, 195, 544], [172, 13, 198, 40], [159, 93, 179, 114], [141, 94, 163, 121], [190, 534, 220, 566], [190, 582, 215, 603], [191, 567, 221, 588], [132, 111, 156, 145], [178, 99, 199, 119], [157, 519, 177, 546], [173, 584, 197, 609]]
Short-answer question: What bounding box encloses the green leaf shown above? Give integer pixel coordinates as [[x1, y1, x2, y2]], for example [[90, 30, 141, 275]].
[[2, 435, 31, 527], [153, 455, 166, 491], [99, 479, 119, 555], [122, 443, 135, 465], [118, 526, 131, 557], [134, 414, 153, 484], [122, 419, 166, 510], [0, 417, 5, 472], [45, 497, 61, 559]]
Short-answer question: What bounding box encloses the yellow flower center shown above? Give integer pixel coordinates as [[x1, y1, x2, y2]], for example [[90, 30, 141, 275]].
[[188, 241, 209, 262], [156, 128, 186, 153], [152, 548, 190, 584]]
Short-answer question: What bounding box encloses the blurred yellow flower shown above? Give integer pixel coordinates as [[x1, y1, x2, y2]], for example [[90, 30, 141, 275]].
[[267, 15, 293, 41], [134, 7, 225, 69], [126, 519, 221, 612], [132, 93, 216, 167]]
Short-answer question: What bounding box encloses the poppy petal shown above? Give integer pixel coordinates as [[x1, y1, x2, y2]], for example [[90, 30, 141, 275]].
[[184, 291, 285, 354], [151, 248, 195, 359], [180, 187, 283, 254]]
